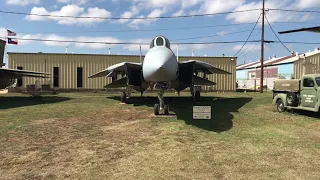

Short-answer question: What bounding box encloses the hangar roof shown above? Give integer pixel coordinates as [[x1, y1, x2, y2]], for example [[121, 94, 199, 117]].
[[237, 48, 320, 70]]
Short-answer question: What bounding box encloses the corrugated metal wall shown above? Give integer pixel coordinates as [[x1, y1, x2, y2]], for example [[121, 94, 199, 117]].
[[294, 54, 320, 79], [8, 53, 236, 91]]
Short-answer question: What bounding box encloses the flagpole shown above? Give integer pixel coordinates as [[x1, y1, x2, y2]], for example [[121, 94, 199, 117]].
[[3, 27, 8, 67]]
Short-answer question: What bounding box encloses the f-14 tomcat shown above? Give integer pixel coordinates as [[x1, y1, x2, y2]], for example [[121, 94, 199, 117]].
[[0, 39, 49, 92], [89, 35, 231, 115]]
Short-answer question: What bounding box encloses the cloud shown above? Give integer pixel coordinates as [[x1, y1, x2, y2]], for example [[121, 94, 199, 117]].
[[122, 38, 151, 51], [130, 8, 166, 28], [133, 0, 181, 9], [57, 0, 88, 5], [197, 0, 245, 14], [6, 0, 40, 6], [226, 0, 315, 23], [293, 0, 320, 9], [26, 4, 111, 26], [116, 6, 140, 24], [172, 10, 185, 16], [16, 33, 121, 49], [178, 44, 216, 51]]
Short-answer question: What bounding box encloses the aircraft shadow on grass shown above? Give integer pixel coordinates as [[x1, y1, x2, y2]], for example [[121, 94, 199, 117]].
[[107, 95, 252, 132], [0, 96, 72, 110]]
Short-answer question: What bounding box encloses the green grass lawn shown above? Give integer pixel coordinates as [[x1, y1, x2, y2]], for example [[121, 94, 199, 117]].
[[0, 92, 319, 179]]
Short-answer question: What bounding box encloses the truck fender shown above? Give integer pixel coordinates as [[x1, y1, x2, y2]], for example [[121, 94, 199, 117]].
[[272, 94, 287, 106], [315, 101, 320, 112]]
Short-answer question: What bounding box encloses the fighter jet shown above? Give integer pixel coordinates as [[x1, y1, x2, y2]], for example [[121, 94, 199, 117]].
[[0, 39, 49, 91], [88, 35, 231, 115]]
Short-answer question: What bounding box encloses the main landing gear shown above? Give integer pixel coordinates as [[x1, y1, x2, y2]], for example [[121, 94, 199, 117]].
[[154, 83, 170, 116], [120, 86, 132, 103], [190, 84, 201, 102]]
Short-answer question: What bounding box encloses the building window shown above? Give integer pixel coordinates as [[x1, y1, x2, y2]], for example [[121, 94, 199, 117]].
[[53, 67, 59, 88], [17, 66, 23, 87], [77, 67, 83, 88]]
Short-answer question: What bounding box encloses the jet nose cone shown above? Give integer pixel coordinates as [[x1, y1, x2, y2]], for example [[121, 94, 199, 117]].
[[143, 47, 178, 82]]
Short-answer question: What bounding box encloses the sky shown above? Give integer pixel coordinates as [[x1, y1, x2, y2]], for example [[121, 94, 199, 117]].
[[1, 0, 320, 66]]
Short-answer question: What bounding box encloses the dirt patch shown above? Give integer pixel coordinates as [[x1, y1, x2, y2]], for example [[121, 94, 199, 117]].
[[30, 118, 57, 126], [0, 108, 156, 180]]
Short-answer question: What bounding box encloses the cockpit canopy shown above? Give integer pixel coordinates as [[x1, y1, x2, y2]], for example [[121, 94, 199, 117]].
[[150, 36, 170, 49]]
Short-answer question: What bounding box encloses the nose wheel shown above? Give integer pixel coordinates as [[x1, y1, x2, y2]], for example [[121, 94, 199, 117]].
[[154, 84, 170, 116], [153, 104, 170, 115]]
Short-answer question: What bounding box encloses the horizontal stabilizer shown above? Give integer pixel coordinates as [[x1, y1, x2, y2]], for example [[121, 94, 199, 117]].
[[104, 77, 128, 88], [193, 75, 216, 86], [0, 68, 50, 78], [279, 26, 320, 34], [88, 62, 141, 78], [179, 60, 231, 74], [209, 67, 231, 75]]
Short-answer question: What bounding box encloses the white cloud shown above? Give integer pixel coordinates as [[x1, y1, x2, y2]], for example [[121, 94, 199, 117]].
[[16, 33, 121, 49], [133, 0, 180, 9], [123, 38, 151, 51], [172, 10, 185, 16], [116, 6, 140, 24], [216, 31, 228, 36], [57, 0, 88, 5], [130, 8, 166, 27], [26, 4, 111, 25], [178, 44, 216, 51], [226, 0, 315, 23], [6, 0, 40, 6], [293, 0, 320, 9], [26, 5, 111, 26], [198, 0, 245, 14]]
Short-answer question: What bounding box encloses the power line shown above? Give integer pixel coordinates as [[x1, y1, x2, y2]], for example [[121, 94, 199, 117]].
[[0, 9, 261, 20], [7, 21, 319, 35], [171, 29, 261, 42], [6, 36, 320, 45], [268, 8, 320, 14], [0, 37, 262, 45], [237, 29, 262, 59], [238, 43, 260, 60], [265, 14, 292, 53], [233, 12, 262, 57], [11, 23, 258, 34]]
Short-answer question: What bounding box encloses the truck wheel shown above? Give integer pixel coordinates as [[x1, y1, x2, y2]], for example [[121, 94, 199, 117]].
[[286, 92, 298, 107], [277, 99, 286, 113]]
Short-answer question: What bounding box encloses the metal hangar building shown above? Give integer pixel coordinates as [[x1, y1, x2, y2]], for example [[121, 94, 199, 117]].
[[7, 52, 237, 92]]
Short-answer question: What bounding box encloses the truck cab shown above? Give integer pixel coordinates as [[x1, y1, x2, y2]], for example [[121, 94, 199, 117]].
[[272, 74, 320, 113]]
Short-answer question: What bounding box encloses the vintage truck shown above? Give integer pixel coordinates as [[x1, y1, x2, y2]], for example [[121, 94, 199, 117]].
[[272, 74, 320, 113]]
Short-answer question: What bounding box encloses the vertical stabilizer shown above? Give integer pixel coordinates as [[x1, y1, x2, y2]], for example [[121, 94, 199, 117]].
[[0, 39, 6, 67]]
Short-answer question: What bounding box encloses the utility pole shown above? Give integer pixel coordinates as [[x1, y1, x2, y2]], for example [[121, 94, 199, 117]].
[[260, 0, 265, 93]]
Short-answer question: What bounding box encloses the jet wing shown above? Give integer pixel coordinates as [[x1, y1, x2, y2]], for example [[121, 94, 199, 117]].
[[193, 75, 216, 86], [279, 26, 320, 34], [88, 62, 142, 78], [179, 60, 231, 74], [0, 68, 50, 78]]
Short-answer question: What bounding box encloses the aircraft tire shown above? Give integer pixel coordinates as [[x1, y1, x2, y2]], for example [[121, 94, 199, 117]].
[[120, 92, 127, 103], [154, 104, 160, 115], [164, 105, 169, 115], [195, 91, 201, 102]]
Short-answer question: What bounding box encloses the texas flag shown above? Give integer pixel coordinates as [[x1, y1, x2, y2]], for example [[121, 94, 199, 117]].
[[8, 38, 18, 45], [7, 29, 17, 36]]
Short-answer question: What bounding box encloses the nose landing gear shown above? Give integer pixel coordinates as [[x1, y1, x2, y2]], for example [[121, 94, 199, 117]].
[[154, 83, 170, 116]]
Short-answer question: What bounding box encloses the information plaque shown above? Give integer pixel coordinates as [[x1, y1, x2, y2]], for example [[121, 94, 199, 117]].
[[193, 106, 211, 120]]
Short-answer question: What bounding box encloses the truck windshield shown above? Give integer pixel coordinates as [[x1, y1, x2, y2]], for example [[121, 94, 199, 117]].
[[316, 77, 320, 86]]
